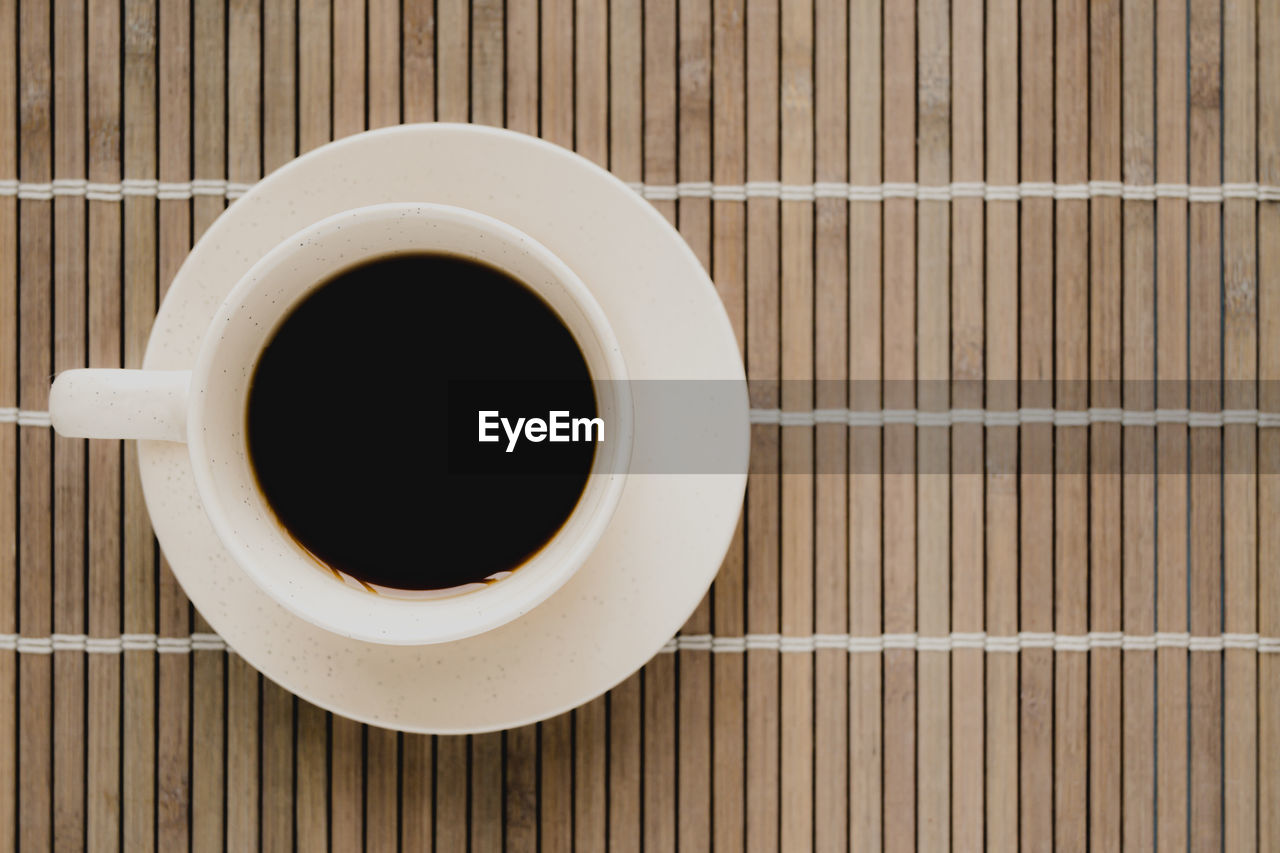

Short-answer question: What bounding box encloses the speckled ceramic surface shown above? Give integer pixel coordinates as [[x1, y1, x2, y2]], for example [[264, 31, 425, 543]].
[[137, 124, 748, 733]]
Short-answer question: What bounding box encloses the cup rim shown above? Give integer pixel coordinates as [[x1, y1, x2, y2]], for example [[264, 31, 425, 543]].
[[186, 202, 633, 645]]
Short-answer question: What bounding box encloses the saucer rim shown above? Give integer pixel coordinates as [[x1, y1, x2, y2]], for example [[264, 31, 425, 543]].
[[139, 123, 747, 733]]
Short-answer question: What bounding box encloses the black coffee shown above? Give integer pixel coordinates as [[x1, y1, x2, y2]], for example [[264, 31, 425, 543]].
[[246, 253, 597, 591]]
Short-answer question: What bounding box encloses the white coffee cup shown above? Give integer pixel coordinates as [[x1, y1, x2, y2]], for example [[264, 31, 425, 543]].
[[49, 203, 633, 645]]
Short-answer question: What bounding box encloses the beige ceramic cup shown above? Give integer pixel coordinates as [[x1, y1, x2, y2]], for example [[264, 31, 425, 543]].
[[50, 203, 633, 645]]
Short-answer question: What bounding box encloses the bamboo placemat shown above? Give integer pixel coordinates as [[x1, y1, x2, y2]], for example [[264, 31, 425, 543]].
[[3, 0, 1279, 850]]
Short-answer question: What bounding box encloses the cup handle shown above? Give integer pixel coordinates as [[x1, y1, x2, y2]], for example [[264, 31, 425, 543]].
[[49, 369, 192, 442]]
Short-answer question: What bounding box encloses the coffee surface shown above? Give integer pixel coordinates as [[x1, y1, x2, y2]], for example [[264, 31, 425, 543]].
[[246, 253, 597, 591]]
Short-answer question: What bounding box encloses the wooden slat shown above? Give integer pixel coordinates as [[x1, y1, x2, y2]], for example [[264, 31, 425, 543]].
[[779, 0, 814, 847], [950, 0, 984, 848], [438, 0, 468, 122], [402, 0, 434, 122], [368, 0, 401, 127], [813, 0, 848, 847], [505, 725, 538, 850], [1120, 2, 1156, 850], [0, 0, 15, 843], [331, 718, 364, 850], [434, 735, 467, 850], [299, 0, 332, 151], [85, 0, 122, 848], [1259, 5, 1279, 850], [1155, 2, 1189, 847], [1019, 2, 1054, 849], [1089, 5, 1124, 853], [541, 0, 571, 145], [295, 702, 328, 850], [401, 733, 432, 852], [744, 0, 780, 845], [365, 727, 398, 852], [471, 0, 503, 127], [226, 658, 260, 852], [52, 0, 87, 847], [471, 732, 503, 852], [540, 714, 573, 853], [121, 0, 158, 847], [333, 0, 364, 138], [260, 686, 292, 852], [847, 0, 882, 848], [882, 2, 915, 849], [575, 0, 607, 163], [915, 0, 949, 847], [1188, 4, 1224, 849], [1054, 3, 1089, 850], [1223, 4, 1258, 853], [983, 1, 1019, 849], [505, 0, 536, 132], [18, 1, 53, 850]]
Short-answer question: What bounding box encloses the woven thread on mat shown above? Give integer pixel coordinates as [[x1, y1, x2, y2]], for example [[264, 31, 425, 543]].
[[3, 177, 1279, 202], [2, 632, 1277, 654]]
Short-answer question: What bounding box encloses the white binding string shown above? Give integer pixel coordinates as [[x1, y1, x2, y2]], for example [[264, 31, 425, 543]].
[[4, 178, 1280, 202], [746, 408, 1280, 427], [8, 407, 1280, 429], [0, 633, 230, 653], [1, 632, 1274, 654], [653, 632, 1280, 654]]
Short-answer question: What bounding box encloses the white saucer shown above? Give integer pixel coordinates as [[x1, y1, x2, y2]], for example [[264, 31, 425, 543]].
[[138, 124, 747, 733]]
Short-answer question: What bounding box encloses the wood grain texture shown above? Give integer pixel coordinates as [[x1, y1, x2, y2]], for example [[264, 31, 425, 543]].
[[1260, 6, 1279, 851], [813, 0, 848, 847], [1121, 3, 1156, 851], [1223, 3, 1258, 852], [296, 702, 328, 850], [365, 726, 398, 852], [86, 0, 122, 848], [52, 1, 87, 848], [401, 733, 432, 852], [1055, 4, 1089, 851], [0, 0, 14, 845], [18, 2, 53, 850], [1155, 2, 1190, 848], [1188, 5, 1223, 851], [745, 0, 780, 847], [882, 3, 915, 850], [1089, 5, 1123, 852], [331, 717, 365, 851], [122, 0, 159, 848], [984, 1, 1019, 849], [848, 2, 883, 849], [915, 0, 949, 848], [1020, 4, 1054, 851], [950, 0, 984, 849]]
